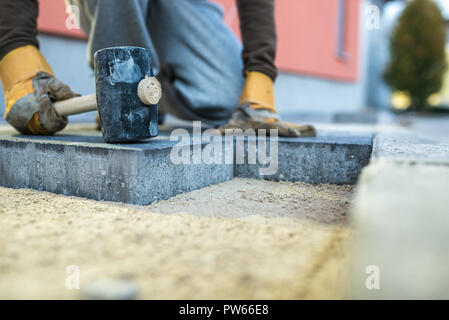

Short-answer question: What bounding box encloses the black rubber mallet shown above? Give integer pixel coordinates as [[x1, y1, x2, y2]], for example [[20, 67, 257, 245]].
[[53, 46, 161, 143]]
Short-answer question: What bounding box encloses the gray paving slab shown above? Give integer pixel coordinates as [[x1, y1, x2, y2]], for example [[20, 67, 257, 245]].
[[333, 110, 379, 124], [350, 116, 449, 299], [0, 132, 233, 205], [350, 161, 449, 299], [234, 134, 372, 184], [372, 132, 449, 164], [0, 129, 373, 204]]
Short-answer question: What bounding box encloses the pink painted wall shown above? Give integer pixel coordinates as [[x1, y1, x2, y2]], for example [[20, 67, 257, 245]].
[[212, 0, 361, 82], [37, 0, 86, 39], [37, 0, 361, 82]]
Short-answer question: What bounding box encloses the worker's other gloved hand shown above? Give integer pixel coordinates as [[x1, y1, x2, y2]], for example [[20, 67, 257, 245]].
[[0, 45, 79, 134], [220, 71, 316, 137]]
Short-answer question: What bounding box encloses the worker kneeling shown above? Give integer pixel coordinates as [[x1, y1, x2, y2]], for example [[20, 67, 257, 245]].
[[0, 0, 315, 137]]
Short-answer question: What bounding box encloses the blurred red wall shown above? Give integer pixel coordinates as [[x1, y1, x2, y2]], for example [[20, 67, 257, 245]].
[[37, 0, 86, 39], [213, 0, 361, 82], [37, 0, 360, 82]]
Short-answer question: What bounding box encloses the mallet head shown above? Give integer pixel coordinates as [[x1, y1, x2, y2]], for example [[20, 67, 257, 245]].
[[94, 46, 161, 143]]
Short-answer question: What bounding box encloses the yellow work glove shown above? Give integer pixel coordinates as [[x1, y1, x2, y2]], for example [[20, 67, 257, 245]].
[[220, 71, 316, 137], [0, 45, 79, 134]]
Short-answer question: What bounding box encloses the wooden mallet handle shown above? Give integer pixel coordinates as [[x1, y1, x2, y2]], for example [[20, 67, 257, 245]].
[[53, 94, 98, 117]]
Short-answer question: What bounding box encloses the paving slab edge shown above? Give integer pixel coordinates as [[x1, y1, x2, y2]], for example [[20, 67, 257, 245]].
[[349, 130, 449, 299]]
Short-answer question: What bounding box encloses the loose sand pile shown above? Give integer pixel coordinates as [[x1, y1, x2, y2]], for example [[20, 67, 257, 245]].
[[0, 178, 353, 299]]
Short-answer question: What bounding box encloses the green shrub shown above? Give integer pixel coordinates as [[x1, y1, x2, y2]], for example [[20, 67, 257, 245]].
[[384, 0, 447, 109]]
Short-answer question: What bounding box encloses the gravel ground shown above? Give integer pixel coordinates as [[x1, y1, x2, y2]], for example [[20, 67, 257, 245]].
[[0, 178, 353, 299]]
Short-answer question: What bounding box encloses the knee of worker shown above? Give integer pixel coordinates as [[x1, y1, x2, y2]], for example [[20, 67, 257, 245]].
[[148, 0, 244, 120], [175, 40, 244, 121], [174, 66, 244, 122]]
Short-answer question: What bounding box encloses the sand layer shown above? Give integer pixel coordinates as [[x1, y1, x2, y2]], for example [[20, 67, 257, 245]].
[[0, 178, 353, 299]]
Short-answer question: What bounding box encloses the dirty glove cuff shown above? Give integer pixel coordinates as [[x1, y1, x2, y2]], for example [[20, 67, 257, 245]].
[[220, 71, 316, 137], [239, 71, 276, 113], [7, 72, 78, 134], [0, 45, 79, 134]]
